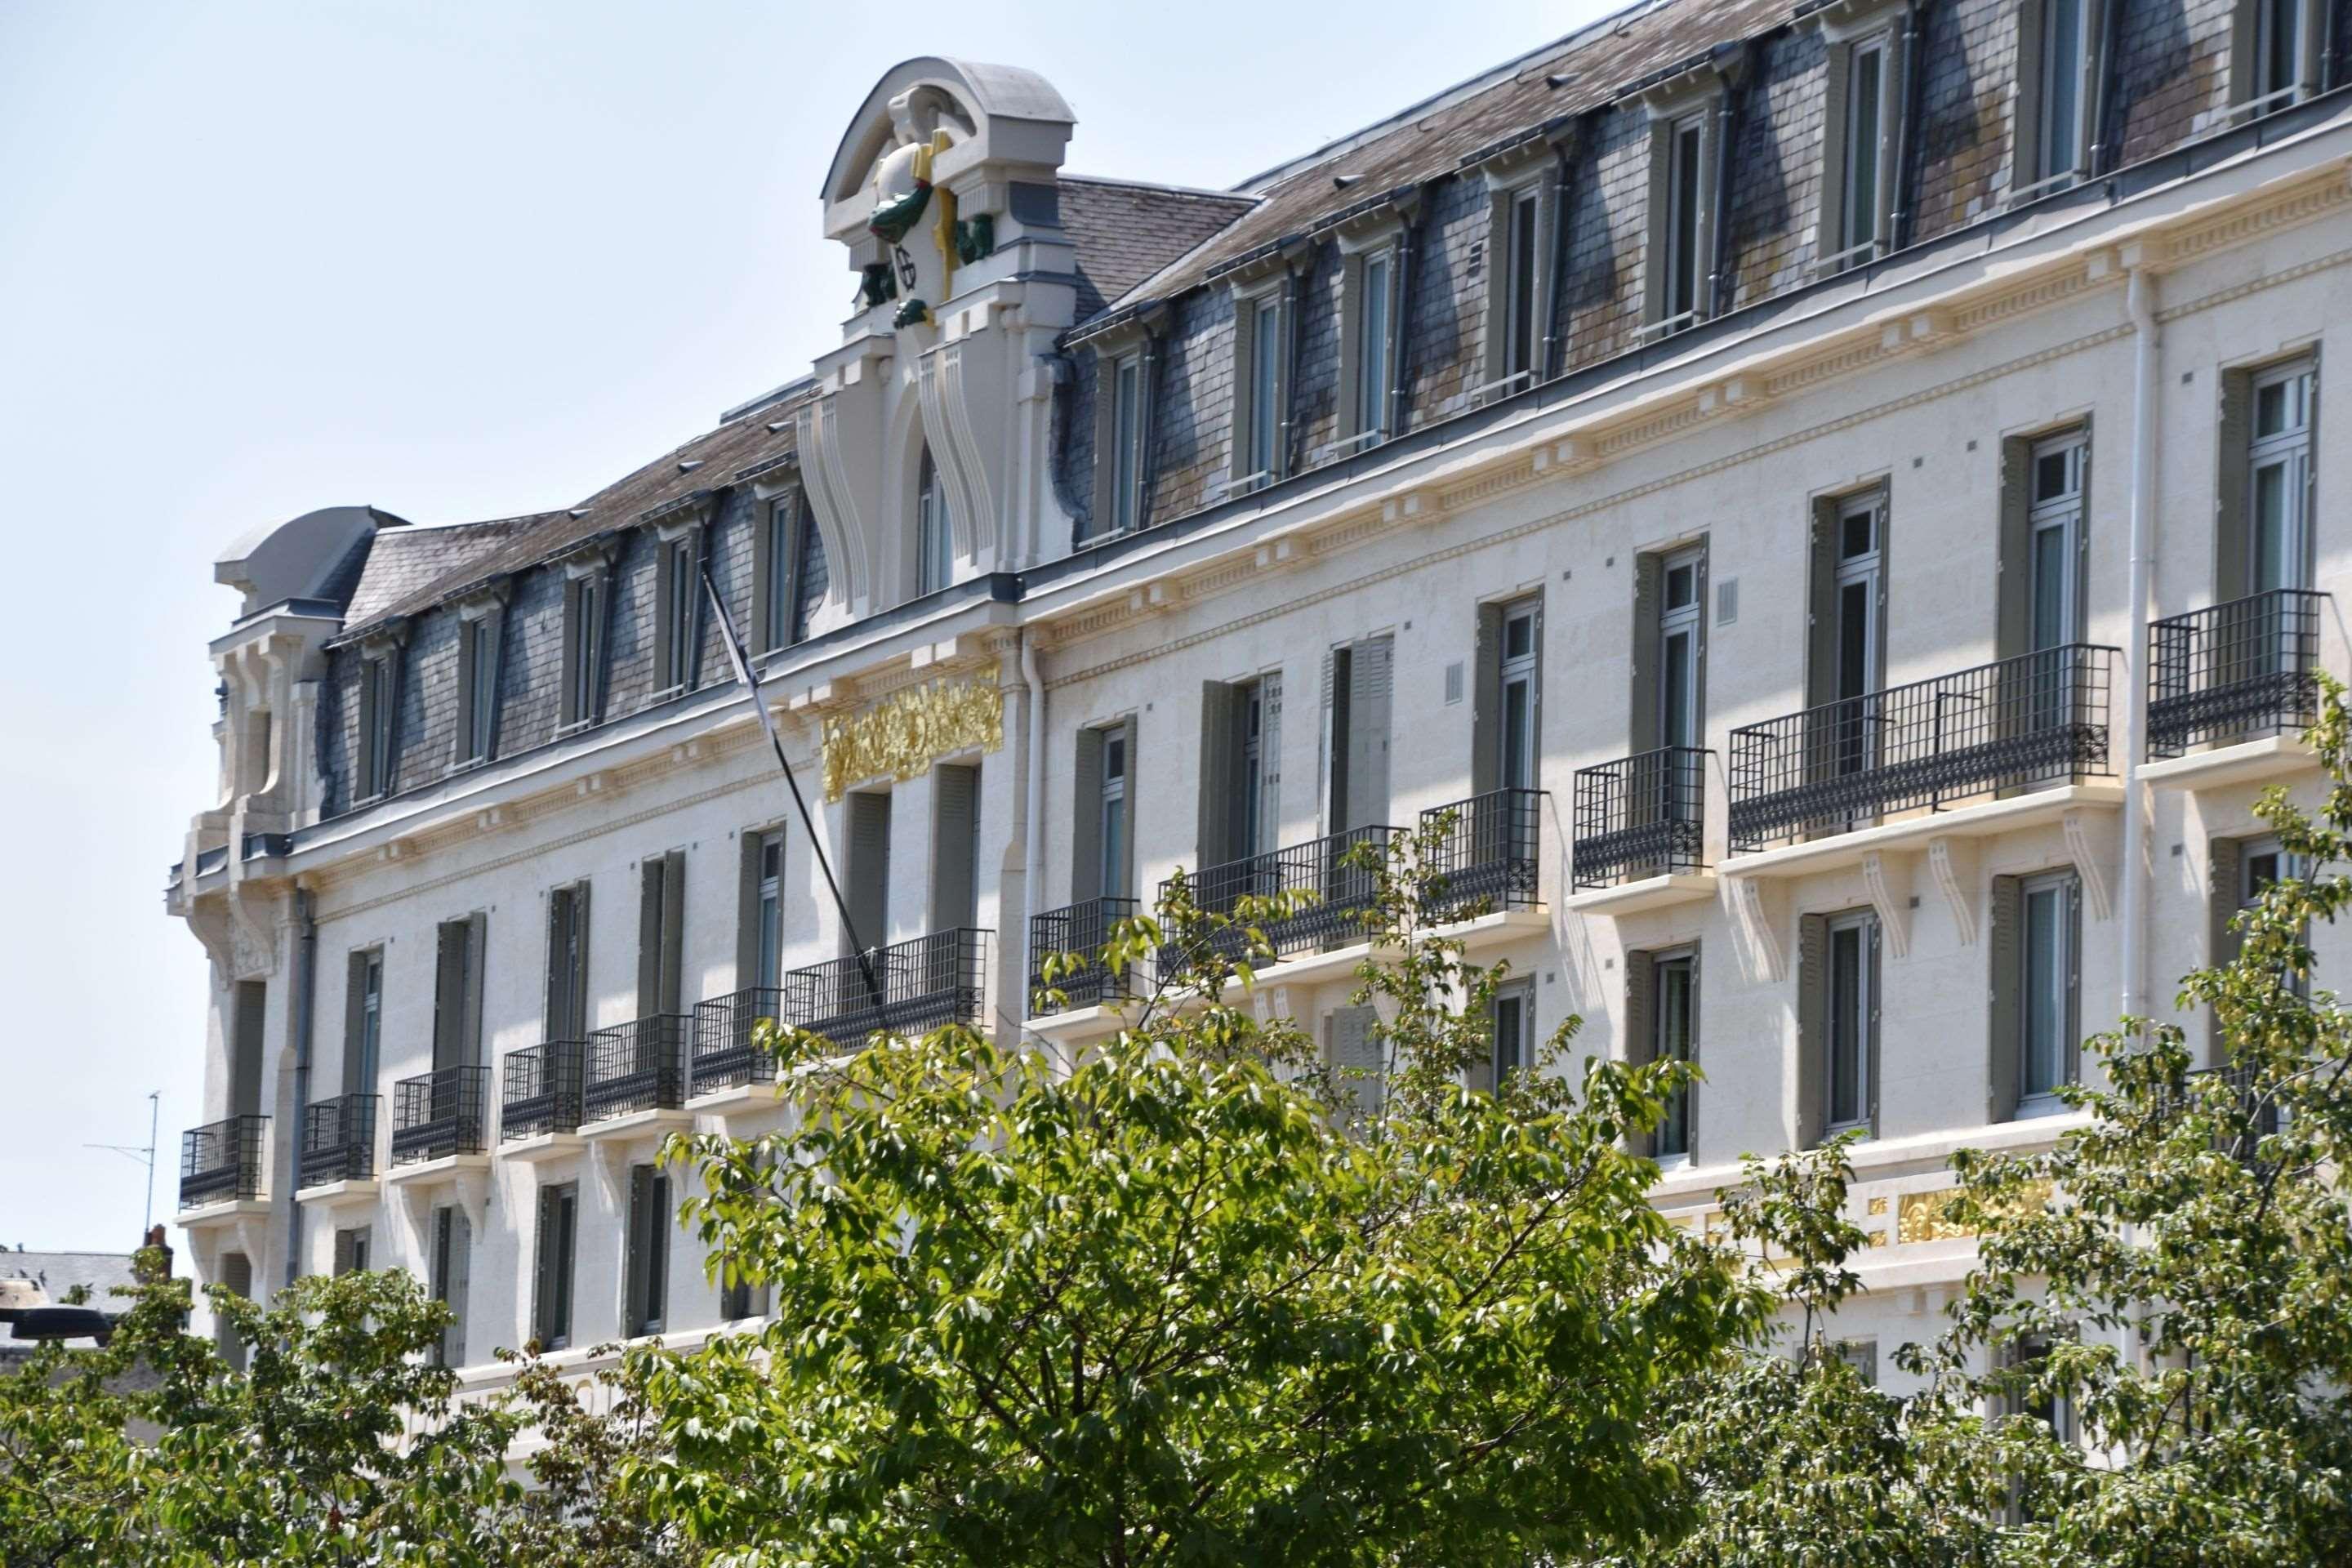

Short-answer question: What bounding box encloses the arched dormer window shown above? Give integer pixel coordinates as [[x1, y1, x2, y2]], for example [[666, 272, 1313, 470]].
[[917, 446, 954, 595]]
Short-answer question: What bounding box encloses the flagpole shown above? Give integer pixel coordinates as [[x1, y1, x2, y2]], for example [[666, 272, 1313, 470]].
[[702, 566, 881, 1006]]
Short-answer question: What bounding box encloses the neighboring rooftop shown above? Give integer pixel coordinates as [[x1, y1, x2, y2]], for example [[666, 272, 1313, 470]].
[[1058, 176, 1260, 323]]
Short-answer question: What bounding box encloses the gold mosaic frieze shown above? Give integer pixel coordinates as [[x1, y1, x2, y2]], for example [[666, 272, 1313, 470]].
[[821, 677, 1004, 802], [1895, 1180, 2054, 1245]]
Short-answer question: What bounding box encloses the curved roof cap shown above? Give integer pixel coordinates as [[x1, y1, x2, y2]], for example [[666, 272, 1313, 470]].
[[214, 503, 406, 617], [824, 57, 1076, 203]]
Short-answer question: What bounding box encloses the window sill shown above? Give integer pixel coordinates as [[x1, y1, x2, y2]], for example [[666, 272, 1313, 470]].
[[445, 755, 489, 778], [554, 718, 601, 740], [2013, 1093, 2073, 1120]]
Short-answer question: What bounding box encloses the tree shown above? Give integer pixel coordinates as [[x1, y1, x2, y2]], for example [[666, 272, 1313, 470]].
[[633, 821, 1762, 1567]]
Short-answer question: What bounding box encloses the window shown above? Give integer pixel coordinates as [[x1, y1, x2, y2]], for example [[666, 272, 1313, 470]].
[[917, 446, 954, 595], [624, 1163, 671, 1338], [560, 568, 607, 729], [532, 1182, 578, 1351], [1837, 39, 1888, 268], [1328, 1004, 1385, 1120], [1325, 635, 1395, 835], [1074, 720, 1136, 904], [653, 532, 699, 694], [332, 1224, 372, 1276], [1339, 245, 1396, 448], [1112, 352, 1144, 532], [1653, 951, 1697, 1160], [844, 791, 893, 957], [1489, 980, 1535, 1089], [1806, 491, 1887, 788], [343, 948, 383, 1096], [432, 914, 487, 1071], [429, 1205, 470, 1367], [931, 764, 982, 933], [791, 499, 828, 644], [2029, 433, 2087, 650], [216, 1251, 252, 1372], [1473, 597, 1542, 795], [2016, 0, 2094, 194], [719, 1254, 769, 1322], [1500, 186, 1544, 390], [757, 492, 830, 651], [2237, 0, 2322, 116], [638, 851, 686, 1019], [1232, 286, 1289, 492], [2249, 361, 2317, 595], [456, 606, 503, 766], [1800, 910, 1880, 1144], [2216, 834, 2311, 1000], [357, 651, 399, 800], [741, 830, 786, 992], [1650, 113, 1710, 332], [546, 883, 590, 1042], [1833, 1338, 1880, 1386], [1644, 546, 1707, 752], [1995, 871, 2082, 1119], [1197, 675, 1282, 873]]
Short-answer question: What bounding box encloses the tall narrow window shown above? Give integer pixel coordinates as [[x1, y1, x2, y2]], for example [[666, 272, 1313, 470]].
[[1111, 352, 1143, 534], [1074, 719, 1137, 909], [638, 851, 686, 1019], [1653, 951, 1697, 1159], [791, 499, 829, 644], [1504, 188, 1541, 386], [755, 831, 785, 991], [2241, 834, 2311, 999], [655, 534, 698, 693], [1248, 296, 1282, 483], [456, 611, 501, 766], [1833, 494, 1886, 780], [546, 883, 590, 1042], [2247, 0, 2316, 110], [1659, 549, 1705, 751], [2029, 434, 2087, 651], [532, 1182, 577, 1351], [1098, 726, 1130, 900], [432, 914, 486, 1071], [1826, 911, 1878, 1134], [429, 1205, 470, 1367], [332, 1225, 372, 1276], [624, 1163, 670, 1338], [561, 572, 606, 729], [1197, 675, 1281, 879], [932, 764, 982, 934], [844, 791, 893, 957], [1662, 115, 1706, 327], [764, 500, 795, 650], [2034, 0, 2088, 188], [1325, 635, 1396, 835], [1836, 40, 1889, 269], [344, 947, 383, 1095], [1491, 980, 1535, 1085], [1352, 248, 1393, 443], [1497, 601, 1539, 793], [917, 448, 954, 595], [719, 1247, 769, 1321], [2020, 871, 2082, 1104], [359, 653, 398, 800], [2249, 361, 2317, 595]]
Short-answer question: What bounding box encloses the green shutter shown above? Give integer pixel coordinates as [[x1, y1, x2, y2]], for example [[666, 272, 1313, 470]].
[[1196, 682, 1237, 867], [342, 951, 371, 1097], [1686, 945, 1702, 1163], [1796, 913, 1829, 1148], [737, 831, 768, 991], [1630, 553, 1664, 755], [1072, 728, 1106, 905], [1988, 875, 2024, 1124], [1472, 603, 1503, 795], [1624, 950, 1658, 1159]]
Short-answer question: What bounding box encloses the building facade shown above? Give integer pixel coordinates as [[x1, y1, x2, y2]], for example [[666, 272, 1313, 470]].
[[172, 0, 2352, 1391]]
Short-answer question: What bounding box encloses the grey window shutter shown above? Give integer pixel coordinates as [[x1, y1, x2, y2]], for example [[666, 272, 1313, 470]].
[[653, 543, 678, 693], [1196, 682, 1237, 868], [1338, 252, 1366, 441], [2215, 369, 2254, 605], [1472, 603, 1503, 795], [1686, 946, 1702, 1162], [546, 890, 568, 1037], [432, 921, 465, 1071], [1348, 636, 1394, 831], [453, 619, 478, 768], [933, 766, 979, 933], [444, 1209, 471, 1367], [1806, 498, 1842, 712], [532, 1187, 557, 1345], [661, 853, 687, 1014], [1817, 43, 1853, 265], [342, 951, 371, 1096], [356, 658, 380, 794], [463, 913, 488, 1067], [1630, 553, 1664, 755], [333, 1227, 356, 1276], [736, 831, 767, 991], [1624, 951, 1658, 1159], [1072, 729, 1106, 905], [1796, 913, 1829, 1148], [1229, 297, 1257, 485], [625, 1164, 653, 1334], [1323, 644, 1350, 835], [1258, 674, 1284, 852], [560, 579, 585, 727], [1691, 546, 1708, 739], [639, 861, 666, 1018], [1867, 919, 1883, 1132], [750, 505, 777, 657], [1988, 875, 2024, 1124], [1995, 439, 2034, 665], [1329, 1004, 1384, 1120], [845, 793, 892, 956], [573, 882, 591, 1036], [2209, 835, 2243, 1058], [1117, 717, 1138, 899]]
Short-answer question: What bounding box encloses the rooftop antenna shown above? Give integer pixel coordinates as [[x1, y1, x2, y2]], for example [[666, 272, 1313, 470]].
[[85, 1091, 161, 1236]]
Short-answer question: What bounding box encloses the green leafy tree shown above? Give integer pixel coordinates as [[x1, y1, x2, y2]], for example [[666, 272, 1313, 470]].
[[634, 822, 1762, 1567]]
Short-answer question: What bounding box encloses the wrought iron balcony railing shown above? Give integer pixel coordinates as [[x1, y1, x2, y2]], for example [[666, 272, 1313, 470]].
[[179, 1114, 268, 1209], [1159, 825, 1395, 980], [1727, 644, 2118, 853], [691, 989, 793, 1096], [501, 1041, 585, 1141], [1029, 897, 1141, 1015], [1572, 747, 1708, 890], [2148, 589, 2328, 759], [792, 929, 991, 1048], [389, 1065, 491, 1165], [583, 1014, 691, 1125], [299, 1094, 378, 1187], [1421, 789, 1544, 919]]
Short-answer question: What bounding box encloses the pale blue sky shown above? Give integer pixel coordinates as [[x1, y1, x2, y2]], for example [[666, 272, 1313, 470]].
[[0, 0, 1606, 1250]]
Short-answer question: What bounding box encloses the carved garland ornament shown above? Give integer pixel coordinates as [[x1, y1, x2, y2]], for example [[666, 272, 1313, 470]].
[[821, 677, 1004, 801]]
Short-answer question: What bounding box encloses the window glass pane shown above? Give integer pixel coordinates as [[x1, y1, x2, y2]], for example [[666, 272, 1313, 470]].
[[1841, 506, 1875, 560], [1663, 629, 1695, 749], [2042, 0, 2081, 177], [1846, 47, 1882, 251], [1671, 122, 1703, 317], [2031, 522, 2071, 650], [1509, 195, 1539, 376], [2023, 884, 2065, 1095], [1657, 957, 1693, 1156], [1502, 676, 1532, 791], [1251, 301, 1281, 473], [1359, 254, 1390, 435], [1494, 992, 1525, 1078], [2256, 379, 2289, 438], [1112, 358, 1140, 532], [1504, 611, 1535, 662], [1830, 923, 1866, 1125], [1838, 581, 1874, 699], [2252, 461, 2290, 591]]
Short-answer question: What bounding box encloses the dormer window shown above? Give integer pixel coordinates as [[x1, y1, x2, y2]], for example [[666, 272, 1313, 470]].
[[917, 446, 954, 595], [452, 600, 505, 769], [1637, 76, 1725, 338], [1661, 115, 1707, 323], [559, 555, 610, 731], [2231, 0, 2323, 120], [1815, 7, 1906, 276], [653, 530, 699, 695], [1230, 279, 1290, 494], [355, 640, 402, 802], [1111, 352, 1144, 532], [1336, 242, 1397, 452], [2013, 0, 2101, 198], [1472, 138, 1561, 400]]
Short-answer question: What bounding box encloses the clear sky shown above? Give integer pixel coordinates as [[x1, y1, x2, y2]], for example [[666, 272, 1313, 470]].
[[0, 0, 1609, 1253]]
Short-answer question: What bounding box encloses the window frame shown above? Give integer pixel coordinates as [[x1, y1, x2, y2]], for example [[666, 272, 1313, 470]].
[[1824, 909, 1880, 1136], [1643, 107, 1717, 337], [559, 552, 612, 733], [1497, 596, 1542, 793], [2247, 357, 2318, 595], [1228, 271, 1293, 496], [1813, 4, 1909, 278], [2230, 0, 2325, 121], [2017, 868, 2082, 1108], [533, 1181, 578, 1352], [356, 645, 401, 803], [1651, 947, 1699, 1161], [2013, 0, 2103, 200], [916, 445, 955, 596]]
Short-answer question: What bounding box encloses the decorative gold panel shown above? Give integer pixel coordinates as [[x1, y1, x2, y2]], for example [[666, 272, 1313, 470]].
[[1895, 1180, 2054, 1245], [821, 678, 1004, 802]]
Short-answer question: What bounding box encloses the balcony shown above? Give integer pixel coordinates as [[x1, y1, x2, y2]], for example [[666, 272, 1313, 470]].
[[501, 1041, 585, 1144], [389, 1066, 491, 1166], [582, 1015, 691, 1125], [298, 1094, 379, 1187], [1159, 825, 1395, 982], [1028, 897, 1140, 1016], [179, 1114, 268, 1209], [791, 928, 991, 1048], [1567, 748, 1714, 914], [1420, 789, 1544, 924], [2144, 589, 2328, 791], [1727, 644, 2118, 862], [691, 991, 786, 1098]]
